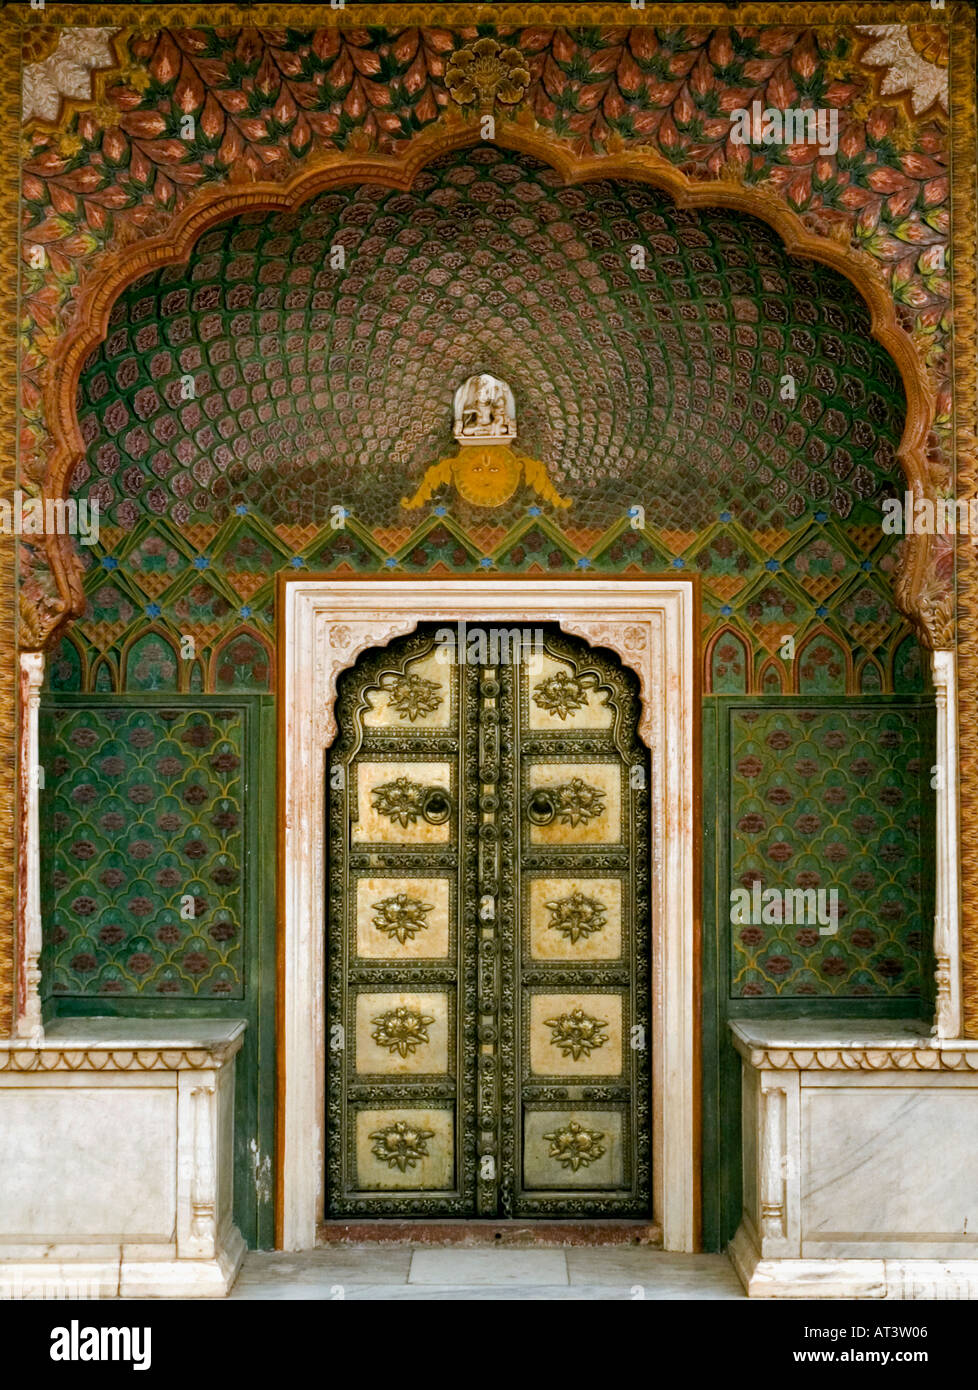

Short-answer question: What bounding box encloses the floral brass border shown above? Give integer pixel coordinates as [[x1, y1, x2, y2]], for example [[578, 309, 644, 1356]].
[[0, 2, 973, 1037]]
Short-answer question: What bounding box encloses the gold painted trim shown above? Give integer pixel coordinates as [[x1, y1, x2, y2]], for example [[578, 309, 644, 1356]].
[[731, 1039, 978, 1074], [0, 1040, 245, 1072], [0, 3, 956, 27]]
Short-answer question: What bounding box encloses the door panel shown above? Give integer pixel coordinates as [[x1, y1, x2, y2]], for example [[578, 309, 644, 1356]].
[[505, 630, 651, 1216], [326, 624, 650, 1218], [326, 630, 476, 1215]]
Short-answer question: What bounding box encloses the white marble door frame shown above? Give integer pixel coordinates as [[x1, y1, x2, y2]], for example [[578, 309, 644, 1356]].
[[280, 577, 698, 1251], [932, 651, 962, 1039]]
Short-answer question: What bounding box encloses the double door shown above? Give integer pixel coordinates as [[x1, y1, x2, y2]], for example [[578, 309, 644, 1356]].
[[325, 623, 651, 1217]]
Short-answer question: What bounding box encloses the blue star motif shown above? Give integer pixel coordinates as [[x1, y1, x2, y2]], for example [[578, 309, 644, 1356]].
[[765, 559, 780, 572], [434, 506, 447, 517], [193, 556, 210, 570], [235, 504, 248, 516], [577, 557, 591, 569], [145, 603, 161, 618], [816, 605, 829, 618], [101, 556, 118, 570], [719, 511, 732, 523], [671, 557, 685, 569], [815, 511, 828, 523], [720, 605, 733, 616], [479, 557, 493, 569], [384, 557, 398, 569], [527, 506, 541, 517], [290, 556, 305, 569], [860, 560, 872, 571], [239, 606, 252, 619]]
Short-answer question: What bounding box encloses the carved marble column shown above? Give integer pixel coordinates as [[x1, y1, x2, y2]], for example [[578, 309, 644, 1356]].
[[756, 1071, 800, 1256], [932, 651, 961, 1039], [16, 652, 44, 1041]]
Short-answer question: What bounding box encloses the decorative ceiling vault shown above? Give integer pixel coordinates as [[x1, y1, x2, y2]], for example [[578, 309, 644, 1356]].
[[43, 145, 925, 700], [13, 10, 956, 654], [72, 150, 907, 537]]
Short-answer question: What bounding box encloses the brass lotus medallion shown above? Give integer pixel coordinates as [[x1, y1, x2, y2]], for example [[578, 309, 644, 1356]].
[[384, 672, 443, 722], [369, 1119, 435, 1172], [371, 1004, 435, 1058], [544, 1007, 609, 1061], [371, 892, 433, 944], [533, 670, 590, 720], [550, 777, 606, 827], [545, 891, 608, 944], [543, 1120, 606, 1171]]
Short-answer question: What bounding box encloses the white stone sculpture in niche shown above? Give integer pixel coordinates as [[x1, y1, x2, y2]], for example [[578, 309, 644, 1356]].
[[453, 373, 517, 444], [402, 375, 569, 510]]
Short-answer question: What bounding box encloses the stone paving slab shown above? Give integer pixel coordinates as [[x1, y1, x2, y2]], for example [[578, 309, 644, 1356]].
[[408, 1249, 568, 1285], [230, 1248, 413, 1292], [229, 1246, 746, 1299], [566, 1247, 743, 1294]]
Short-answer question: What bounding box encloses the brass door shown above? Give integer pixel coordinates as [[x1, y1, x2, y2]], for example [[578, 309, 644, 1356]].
[[326, 624, 651, 1218]]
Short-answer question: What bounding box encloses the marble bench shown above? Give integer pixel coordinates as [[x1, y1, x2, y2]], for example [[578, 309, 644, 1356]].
[[0, 1018, 246, 1298], [730, 1018, 978, 1298]]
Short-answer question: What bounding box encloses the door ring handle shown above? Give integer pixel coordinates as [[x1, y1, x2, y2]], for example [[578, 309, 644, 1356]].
[[422, 786, 452, 825], [527, 789, 556, 825]]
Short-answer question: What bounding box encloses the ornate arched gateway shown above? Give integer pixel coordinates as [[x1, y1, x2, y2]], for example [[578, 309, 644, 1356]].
[[0, 5, 975, 1299]]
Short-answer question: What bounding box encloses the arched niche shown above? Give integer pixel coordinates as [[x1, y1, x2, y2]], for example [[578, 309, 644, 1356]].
[[211, 629, 273, 694], [706, 626, 750, 695], [796, 626, 851, 696], [122, 628, 180, 693]]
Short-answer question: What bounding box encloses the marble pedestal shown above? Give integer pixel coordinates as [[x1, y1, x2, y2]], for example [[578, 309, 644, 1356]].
[[730, 1020, 978, 1299], [0, 1019, 246, 1298]]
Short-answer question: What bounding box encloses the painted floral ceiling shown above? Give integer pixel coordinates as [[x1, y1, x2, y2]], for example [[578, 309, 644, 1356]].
[[73, 145, 906, 537], [49, 143, 926, 703]]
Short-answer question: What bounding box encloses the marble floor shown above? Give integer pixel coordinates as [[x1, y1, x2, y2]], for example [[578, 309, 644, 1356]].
[[229, 1246, 746, 1300]]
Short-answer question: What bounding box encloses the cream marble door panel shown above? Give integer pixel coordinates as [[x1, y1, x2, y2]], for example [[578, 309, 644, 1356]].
[[527, 991, 625, 1079], [353, 876, 453, 960]]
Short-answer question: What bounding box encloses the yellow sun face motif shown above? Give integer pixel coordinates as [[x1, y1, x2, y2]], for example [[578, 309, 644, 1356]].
[[401, 444, 572, 512], [453, 446, 521, 506]]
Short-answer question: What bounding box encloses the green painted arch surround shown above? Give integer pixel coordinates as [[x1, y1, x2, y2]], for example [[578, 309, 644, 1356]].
[[64, 144, 917, 698]]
